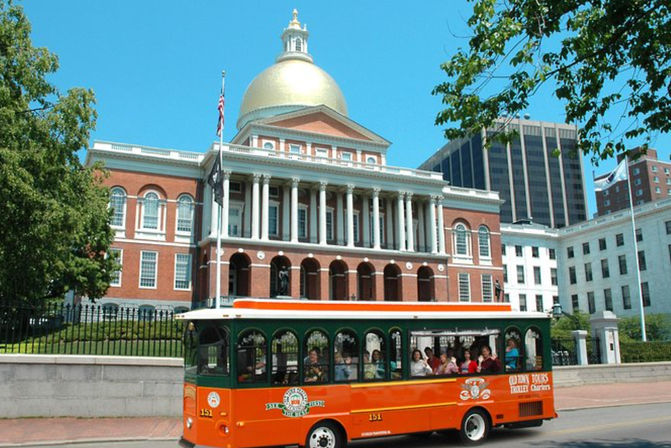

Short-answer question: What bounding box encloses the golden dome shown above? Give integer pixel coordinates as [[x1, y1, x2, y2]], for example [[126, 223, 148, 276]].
[[237, 10, 347, 129]]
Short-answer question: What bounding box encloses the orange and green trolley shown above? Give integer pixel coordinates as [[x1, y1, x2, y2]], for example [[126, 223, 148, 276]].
[[177, 299, 556, 448]]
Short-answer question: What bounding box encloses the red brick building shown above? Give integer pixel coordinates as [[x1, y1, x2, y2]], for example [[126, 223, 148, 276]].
[[595, 148, 671, 216], [85, 12, 503, 311]]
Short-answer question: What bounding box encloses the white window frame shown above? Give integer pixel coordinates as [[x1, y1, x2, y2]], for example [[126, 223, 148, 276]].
[[175, 194, 194, 234], [298, 204, 308, 239], [481, 274, 492, 302], [458, 273, 470, 302], [478, 226, 491, 259], [139, 251, 158, 289], [229, 202, 243, 237], [326, 208, 335, 241], [109, 248, 122, 287], [268, 201, 280, 237], [174, 253, 192, 291], [109, 187, 127, 229], [353, 211, 360, 243], [139, 191, 162, 231]]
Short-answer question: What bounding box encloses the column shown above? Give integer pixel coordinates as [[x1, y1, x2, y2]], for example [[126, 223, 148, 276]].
[[221, 170, 231, 238], [372, 188, 381, 250], [362, 193, 370, 247], [319, 182, 327, 246], [260, 175, 270, 240], [251, 174, 260, 240], [310, 188, 317, 243], [429, 196, 438, 254], [405, 193, 414, 252], [291, 177, 299, 243], [336, 191, 344, 245], [282, 183, 290, 240], [244, 181, 251, 238], [385, 197, 394, 249], [417, 200, 425, 252], [437, 199, 446, 254], [346, 184, 355, 247], [397, 193, 405, 251]]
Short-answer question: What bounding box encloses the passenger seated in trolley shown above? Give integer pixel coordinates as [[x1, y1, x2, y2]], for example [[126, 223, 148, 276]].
[[477, 345, 502, 374], [364, 349, 385, 380], [304, 348, 326, 383], [410, 349, 433, 376], [435, 350, 459, 375]]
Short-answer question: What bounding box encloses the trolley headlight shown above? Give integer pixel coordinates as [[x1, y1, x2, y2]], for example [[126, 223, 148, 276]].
[[186, 417, 193, 429]]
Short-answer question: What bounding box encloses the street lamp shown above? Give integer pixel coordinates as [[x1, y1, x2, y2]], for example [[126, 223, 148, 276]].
[[552, 303, 581, 330]]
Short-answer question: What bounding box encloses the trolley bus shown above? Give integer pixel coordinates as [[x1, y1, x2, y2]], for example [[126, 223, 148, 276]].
[[177, 299, 556, 448]]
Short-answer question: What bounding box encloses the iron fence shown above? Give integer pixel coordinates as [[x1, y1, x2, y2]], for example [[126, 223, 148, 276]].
[[0, 303, 184, 357]]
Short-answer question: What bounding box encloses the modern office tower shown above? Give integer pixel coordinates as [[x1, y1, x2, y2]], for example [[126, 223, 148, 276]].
[[595, 148, 671, 216], [419, 117, 588, 228]]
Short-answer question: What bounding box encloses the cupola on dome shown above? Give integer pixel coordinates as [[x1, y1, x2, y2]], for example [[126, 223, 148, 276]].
[[237, 10, 348, 129]]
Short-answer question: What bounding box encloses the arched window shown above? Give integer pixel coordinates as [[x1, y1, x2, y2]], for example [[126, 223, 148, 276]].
[[524, 328, 543, 371], [271, 330, 299, 385], [454, 223, 470, 256], [303, 330, 329, 384], [504, 327, 522, 372], [389, 329, 403, 379], [109, 187, 126, 227], [478, 226, 491, 258], [236, 330, 267, 383], [142, 192, 159, 230], [363, 330, 386, 381], [334, 330, 358, 382], [197, 324, 229, 375], [176, 195, 194, 233]]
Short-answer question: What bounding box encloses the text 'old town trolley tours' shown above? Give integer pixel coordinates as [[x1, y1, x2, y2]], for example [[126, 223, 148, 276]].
[[177, 299, 556, 447]]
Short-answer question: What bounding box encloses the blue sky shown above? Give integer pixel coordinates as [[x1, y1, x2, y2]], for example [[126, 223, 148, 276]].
[[23, 1, 669, 218]]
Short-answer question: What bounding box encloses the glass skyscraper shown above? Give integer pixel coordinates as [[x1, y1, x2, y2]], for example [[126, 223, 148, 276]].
[[419, 118, 587, 228]]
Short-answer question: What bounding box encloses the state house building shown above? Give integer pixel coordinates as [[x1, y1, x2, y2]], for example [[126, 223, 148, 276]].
[[85, 11, 503, 311]]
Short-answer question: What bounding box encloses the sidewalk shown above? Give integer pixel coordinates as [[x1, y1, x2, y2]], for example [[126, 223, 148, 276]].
[[1, 381, 670, 447]]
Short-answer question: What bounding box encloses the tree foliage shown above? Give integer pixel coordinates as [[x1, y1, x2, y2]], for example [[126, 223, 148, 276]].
[[0, 1, 116, 307], [618, 314, 671, 342], [433, 0, 671, 163]]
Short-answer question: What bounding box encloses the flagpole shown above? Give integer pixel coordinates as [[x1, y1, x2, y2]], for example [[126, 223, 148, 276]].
[[215, 70, 226, 309], [625, 155, 647, 341]]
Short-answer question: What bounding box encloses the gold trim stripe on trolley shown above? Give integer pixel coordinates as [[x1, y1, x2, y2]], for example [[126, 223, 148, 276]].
[[351, 401, 457, 414], [350, 377, 458, 389]]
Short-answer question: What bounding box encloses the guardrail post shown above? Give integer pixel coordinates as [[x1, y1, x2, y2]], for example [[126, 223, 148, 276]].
[[572, 330, 589, 366]]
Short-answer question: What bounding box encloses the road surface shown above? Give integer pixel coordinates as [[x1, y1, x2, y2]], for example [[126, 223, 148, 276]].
[[15, 402, 671, 448]]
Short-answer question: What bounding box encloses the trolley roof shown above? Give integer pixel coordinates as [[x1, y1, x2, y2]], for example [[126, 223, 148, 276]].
[[176, 299, 548, 321]]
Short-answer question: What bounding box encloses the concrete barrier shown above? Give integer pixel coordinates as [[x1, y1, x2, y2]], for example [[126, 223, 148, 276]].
[[1, 355, 670, 417], [554, 362, 671, 387], [0, 355, 183, 418]]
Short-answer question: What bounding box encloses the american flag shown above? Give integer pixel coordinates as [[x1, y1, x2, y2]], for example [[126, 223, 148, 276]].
[[216, 91, 225, 137]]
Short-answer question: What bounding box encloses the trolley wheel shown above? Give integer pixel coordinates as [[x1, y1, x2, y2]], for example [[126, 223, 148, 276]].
[[459, 408, 490, 445], [305, 421, 344, 448]]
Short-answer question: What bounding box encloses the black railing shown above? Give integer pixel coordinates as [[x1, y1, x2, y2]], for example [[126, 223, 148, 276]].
[[551, 337, 578, 366], [0, 303, 183, 357]]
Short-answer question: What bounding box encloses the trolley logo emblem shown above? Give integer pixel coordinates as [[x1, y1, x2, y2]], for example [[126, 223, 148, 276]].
[[265, 387, 325, 418], [460, 378, 491, 401]]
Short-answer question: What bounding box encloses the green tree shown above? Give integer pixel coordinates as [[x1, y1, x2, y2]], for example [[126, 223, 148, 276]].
[[0, 1, 116, 308], [618, 314, 671, 342], [433, 0, 671, 163]]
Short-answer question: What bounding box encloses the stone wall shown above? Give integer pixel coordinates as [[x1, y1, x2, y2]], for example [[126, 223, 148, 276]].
[[0, 355, 182, 418], [2, 355, 670, 418]]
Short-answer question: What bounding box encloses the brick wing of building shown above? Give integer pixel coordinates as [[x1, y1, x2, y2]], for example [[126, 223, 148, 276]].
[[85, 11, 503, 311]]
